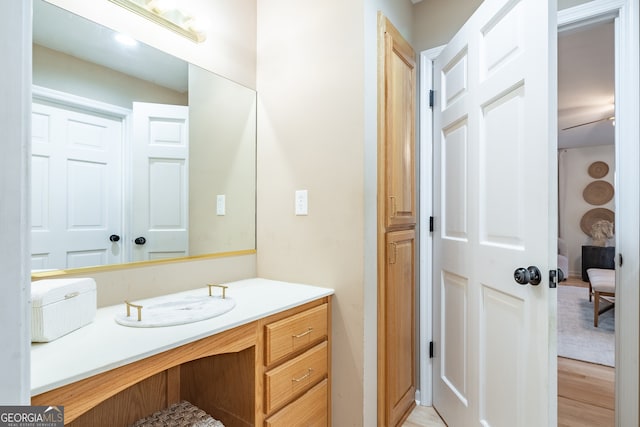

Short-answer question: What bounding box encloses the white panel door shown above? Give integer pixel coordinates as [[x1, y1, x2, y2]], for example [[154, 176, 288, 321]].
[[132, 102, 189, 262], [432, 0, 557, 426], [31, 100, 123, 270]]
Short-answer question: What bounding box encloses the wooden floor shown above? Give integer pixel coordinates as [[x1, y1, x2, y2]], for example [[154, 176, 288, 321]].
[[403, 357, 614, 427], [562, 275, 590, 289], [404, 277, 615, 427], [558, 275, 615, 427], [402, 405, 446, 427], [558, 357, 615, 427]]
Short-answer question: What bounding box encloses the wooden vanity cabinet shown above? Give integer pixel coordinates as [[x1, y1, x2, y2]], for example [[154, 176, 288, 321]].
[[262, 302, 331, 426], [31, 296, 331, 427]]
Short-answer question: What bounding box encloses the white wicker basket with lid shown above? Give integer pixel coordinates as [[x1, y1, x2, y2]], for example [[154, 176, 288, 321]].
[[31, 277, 97, 342]]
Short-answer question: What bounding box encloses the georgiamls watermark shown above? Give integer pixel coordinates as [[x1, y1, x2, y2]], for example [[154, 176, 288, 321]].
[[0, 406, 63, 427]]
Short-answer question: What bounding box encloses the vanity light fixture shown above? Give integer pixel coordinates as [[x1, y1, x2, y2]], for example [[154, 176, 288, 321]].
[[108, 0, 206, 43]]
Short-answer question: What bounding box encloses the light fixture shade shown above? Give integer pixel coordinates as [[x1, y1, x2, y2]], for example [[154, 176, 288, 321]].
[[109, 0, 206, 43]]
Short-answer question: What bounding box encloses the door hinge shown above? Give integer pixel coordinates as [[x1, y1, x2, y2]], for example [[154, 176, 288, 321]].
[[429, 216, 434, 232], [429, 89, 434, 108], [429, 341, 434, 359]]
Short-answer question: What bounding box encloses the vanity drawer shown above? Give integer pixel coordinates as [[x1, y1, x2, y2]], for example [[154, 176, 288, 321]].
[[265, 341, 328, 414], [265, 378, 328, 427], [265, 303, 328, 365]]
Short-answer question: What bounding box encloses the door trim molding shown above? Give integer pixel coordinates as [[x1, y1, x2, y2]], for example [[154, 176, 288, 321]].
[[32, 85, 132, 118], [417, 45, 443, 407], [560, 2, 640, 425], [561, 1, 640, 426]]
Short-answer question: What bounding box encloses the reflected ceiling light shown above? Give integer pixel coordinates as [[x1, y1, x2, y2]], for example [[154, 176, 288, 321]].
[[108, 0, 206, 43], [114, 33, 138, 47]]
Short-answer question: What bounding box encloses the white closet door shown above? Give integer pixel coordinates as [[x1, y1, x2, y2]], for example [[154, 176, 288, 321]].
[[131, 102, 189, 262], [31, 100, 123, 270]]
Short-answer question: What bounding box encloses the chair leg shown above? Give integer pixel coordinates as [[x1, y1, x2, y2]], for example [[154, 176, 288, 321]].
[[594, 291, 600, 327], [589, 282, 592, 302]]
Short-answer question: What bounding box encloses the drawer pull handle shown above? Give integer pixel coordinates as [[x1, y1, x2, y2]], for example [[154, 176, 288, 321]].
[[124, 301, 143, 321], [64, 291, 80, 299], [292, 368, 313, 383], [292, 328, 313, 339]]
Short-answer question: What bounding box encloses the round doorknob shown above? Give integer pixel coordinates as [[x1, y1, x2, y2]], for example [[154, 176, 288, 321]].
[[109, 234, 120, 242], [134, 237, 146, 245], [514, 266, 542, 286]]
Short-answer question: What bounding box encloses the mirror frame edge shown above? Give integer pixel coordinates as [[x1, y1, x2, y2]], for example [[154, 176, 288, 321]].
[[31, 249, 257, 280]]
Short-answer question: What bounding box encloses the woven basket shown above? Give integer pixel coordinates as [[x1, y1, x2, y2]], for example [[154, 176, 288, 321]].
[[131, 401, 224, 427]]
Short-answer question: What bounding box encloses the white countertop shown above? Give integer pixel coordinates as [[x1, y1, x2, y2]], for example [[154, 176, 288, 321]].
[[31, 278, 334, 395]]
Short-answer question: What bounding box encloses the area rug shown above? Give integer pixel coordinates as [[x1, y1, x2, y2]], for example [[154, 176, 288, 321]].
[[557, 285, 614, 367]]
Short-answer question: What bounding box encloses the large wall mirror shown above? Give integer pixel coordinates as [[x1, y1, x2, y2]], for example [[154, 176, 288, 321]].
[[31, 0, 256, 275]]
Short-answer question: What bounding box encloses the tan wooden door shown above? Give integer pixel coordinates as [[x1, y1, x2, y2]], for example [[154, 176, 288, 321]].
[[381, 15, 416, 230], [432, 0, 557, 425], [384, 229, 416, 426], [378, 13, 417, 427]]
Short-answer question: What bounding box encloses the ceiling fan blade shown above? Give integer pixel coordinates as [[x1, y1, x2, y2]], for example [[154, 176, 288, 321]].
[[562, 116, 613, 131]]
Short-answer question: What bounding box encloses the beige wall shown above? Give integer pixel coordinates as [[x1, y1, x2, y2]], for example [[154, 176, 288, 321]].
[[256, 0, 414, 425], [411, 0, 588, 53], [256, 2, 366, 425], [40, 253, 257, 308], [412, 0, 483, 52], [559, 0, 595, 10], [559, 145, 615, 276], [188, 65, 256, 255], [33, 44, 188, 108]]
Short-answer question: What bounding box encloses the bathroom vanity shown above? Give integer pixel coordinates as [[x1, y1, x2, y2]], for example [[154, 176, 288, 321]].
[[31, 278, 333, 426]]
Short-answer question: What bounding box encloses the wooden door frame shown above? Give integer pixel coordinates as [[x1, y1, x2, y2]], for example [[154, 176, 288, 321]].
[[417, 45, 443, 407], [557, 2, 640, 425], [420, 1, 639, 424]]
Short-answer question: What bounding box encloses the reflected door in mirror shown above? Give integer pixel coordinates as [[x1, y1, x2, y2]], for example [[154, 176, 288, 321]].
[[31, 99, 123, 270], [132, 102, 189, 262]]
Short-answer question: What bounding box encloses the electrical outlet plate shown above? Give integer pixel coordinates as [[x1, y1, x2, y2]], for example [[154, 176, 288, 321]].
[[295, 190, 308, 215], [216, 194, 225, 215]]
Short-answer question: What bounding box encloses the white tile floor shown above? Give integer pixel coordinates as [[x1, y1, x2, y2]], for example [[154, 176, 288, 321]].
[[402, 405, 447, 427]]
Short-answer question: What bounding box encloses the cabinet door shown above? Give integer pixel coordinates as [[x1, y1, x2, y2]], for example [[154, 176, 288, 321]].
[[384, 229, 416, 426], [381, 16, 416, 228]]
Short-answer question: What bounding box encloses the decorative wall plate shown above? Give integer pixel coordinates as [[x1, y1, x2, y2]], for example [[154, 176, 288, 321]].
[[583, 180, 614, 205], [580, 208, 614, 236], [588, 161, 609, 178]]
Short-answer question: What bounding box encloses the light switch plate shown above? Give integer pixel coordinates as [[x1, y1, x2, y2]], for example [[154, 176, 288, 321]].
[[295, 190, 308, 215], [216, 194, 225, 215]]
